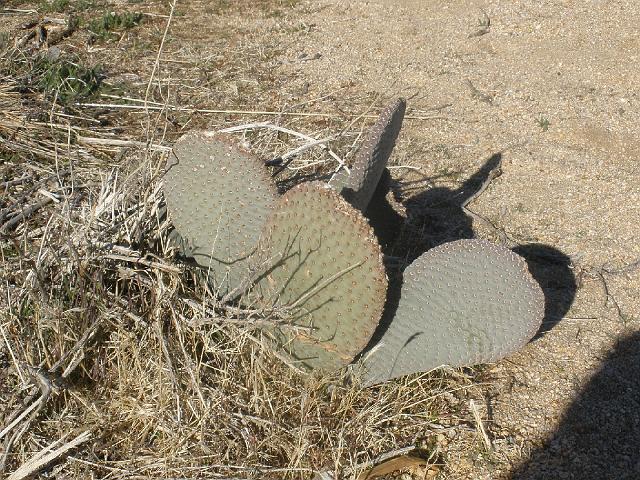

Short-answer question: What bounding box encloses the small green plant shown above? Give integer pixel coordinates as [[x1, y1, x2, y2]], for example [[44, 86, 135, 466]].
[[536, 116, 550, 131], [88, 11, 143, 41], [75, 0, 100, 11], [40, 0, 103, 13], [478, 10, 491, 28], [33, 56, 103, 104], [39, 0, 70, 13]]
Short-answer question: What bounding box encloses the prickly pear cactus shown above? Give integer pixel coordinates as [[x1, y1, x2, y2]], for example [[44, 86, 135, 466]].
[[163, 132, 277, 295], [330, 97, 406, 211], [252, 182, 387, 371], [358, 239, 544, 386]]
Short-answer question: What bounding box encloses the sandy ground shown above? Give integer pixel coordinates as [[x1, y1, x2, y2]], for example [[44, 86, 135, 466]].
[[281, 1, 640, 478]]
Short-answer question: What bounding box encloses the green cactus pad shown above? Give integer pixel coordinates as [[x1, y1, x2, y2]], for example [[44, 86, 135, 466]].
[[359, 239, 544, 386], [163, 132, 277, 295], [252, 182, 387, 371], [330, 98, 406, 211]]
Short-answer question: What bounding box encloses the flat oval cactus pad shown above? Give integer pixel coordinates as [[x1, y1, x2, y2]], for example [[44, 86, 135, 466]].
[[163, 132, 277, 295], [330, 97, 406, 211], [359, 239, 544, 386], [252, 182, 388, 371]]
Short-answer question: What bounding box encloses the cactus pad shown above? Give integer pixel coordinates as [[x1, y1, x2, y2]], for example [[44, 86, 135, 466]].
[[330, 98, 406, 211], [163, 132, 277, 294], [359, 239, 544, 385], [252, 182, 387, 371]]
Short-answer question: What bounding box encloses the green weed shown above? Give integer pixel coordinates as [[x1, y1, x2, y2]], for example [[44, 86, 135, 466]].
[[536, 116, 550, 132], [39, 0, 70, 13], [478, 10, 491, 28], [75, 0, 102, 11], [32, 56, 103, 104], [88, 11, 143, 41], [40, 0, 107, 13], [39, 0, 117, 19]]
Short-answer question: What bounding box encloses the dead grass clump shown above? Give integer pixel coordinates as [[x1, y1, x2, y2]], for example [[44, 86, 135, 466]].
[[1, 141, 470, 478], [0, 43, 116, 165], [1, 72, 458, 476]]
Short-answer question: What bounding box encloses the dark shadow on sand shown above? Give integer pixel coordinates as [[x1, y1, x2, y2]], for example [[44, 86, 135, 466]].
[[512, 244, 576, 336], [510, 330, 640, 480]]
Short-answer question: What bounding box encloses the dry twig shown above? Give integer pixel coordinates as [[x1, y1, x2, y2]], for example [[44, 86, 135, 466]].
[[6, 431, 92, 480]]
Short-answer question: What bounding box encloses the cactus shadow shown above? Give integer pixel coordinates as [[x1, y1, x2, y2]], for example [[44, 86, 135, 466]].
[[509, 330, 640, 480], [364, 168, 406, 250], [362, 153, 577, 350], [512, 244, 576, 337], [393, 153, 503, 259]]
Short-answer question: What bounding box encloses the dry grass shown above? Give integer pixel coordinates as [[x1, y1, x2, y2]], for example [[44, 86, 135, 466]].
[[0, 2, 489, 478], [0, 135, 469, 478]]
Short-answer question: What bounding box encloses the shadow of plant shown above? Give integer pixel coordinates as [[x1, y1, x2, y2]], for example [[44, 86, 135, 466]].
[[512, 244, 576, 336], [361, 153, 577, 354], [510, 330, 640, 479]]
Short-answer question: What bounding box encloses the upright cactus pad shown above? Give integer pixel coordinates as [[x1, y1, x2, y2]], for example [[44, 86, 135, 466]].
[[163, 132, 277, 295], [252, 182, 387, 371], [330, 98, 406, 211], [359, 239, 544, 385]]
